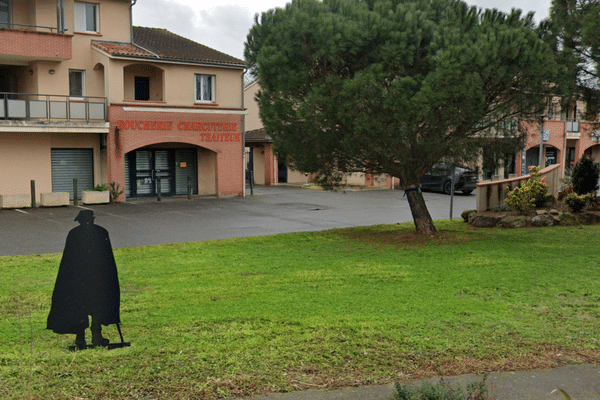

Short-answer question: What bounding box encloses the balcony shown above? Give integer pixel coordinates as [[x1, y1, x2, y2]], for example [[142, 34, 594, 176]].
[[0, 26, 72, 64], [0, 92, 107, 122], [565, 119, 580, 139]]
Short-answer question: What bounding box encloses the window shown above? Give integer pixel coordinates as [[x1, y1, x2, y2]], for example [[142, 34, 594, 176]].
[[74, 2, 98, 33], [69, 70, 85, 97], [547, 104, 557, 120], [561, 102, 578, 121], [134, 76, 150, 101], [0, 0, 10, 28], [195, 74, 214, 102]]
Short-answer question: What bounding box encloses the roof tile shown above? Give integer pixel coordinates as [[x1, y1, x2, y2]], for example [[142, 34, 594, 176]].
[[92, 27, 244, 67]]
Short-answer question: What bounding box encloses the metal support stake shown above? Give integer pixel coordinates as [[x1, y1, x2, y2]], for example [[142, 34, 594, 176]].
[[30, 180, 36, 208], [449, 167, 456, 220], [73, 178, 78, 206]]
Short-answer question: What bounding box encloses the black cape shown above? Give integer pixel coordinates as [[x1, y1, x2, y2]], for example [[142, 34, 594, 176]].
[[47, 224, 120, 334]]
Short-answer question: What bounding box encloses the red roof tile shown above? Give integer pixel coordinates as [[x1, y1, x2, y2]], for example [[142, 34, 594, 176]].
[[92, 27, 244, 67], [91, 42, 156, 58]]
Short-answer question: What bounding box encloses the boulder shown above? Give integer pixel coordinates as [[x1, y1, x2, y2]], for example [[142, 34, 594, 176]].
[[470, 214, 500, 228], [532, 214, 556, 227], [498, 215, 529, 228], [559, 213, 577, 225], [576, 212, 600, 225], [461, 209, 477, 223]]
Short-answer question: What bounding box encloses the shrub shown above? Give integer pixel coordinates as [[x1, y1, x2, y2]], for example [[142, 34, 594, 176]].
[[503, 166, 549, 213], [504, 184, 535, 214], [564, 192, 590, 213], [571, 156, 600, 195], [527, 166, 549, 207], [558, 168, 574, 201], [109, 182, 124, 203], [92, 184, 108, 191], [393, 376, 490, 400]]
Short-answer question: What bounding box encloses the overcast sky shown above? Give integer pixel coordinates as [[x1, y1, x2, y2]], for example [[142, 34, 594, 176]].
[[132, 0, 553, 61]]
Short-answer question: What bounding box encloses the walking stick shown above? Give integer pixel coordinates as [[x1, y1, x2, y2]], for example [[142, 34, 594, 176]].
[[107, 323, 130, 350]]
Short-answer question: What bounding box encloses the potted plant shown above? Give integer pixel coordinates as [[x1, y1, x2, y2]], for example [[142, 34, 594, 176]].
[[82, 184, 110, 204]]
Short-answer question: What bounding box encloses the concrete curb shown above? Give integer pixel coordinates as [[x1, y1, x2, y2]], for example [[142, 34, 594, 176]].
[[248, 364, 600, 400]]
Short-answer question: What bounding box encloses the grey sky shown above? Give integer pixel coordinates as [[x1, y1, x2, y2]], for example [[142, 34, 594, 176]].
[[132, 0, 553, 61]]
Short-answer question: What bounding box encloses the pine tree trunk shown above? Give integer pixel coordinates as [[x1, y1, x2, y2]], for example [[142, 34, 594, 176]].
[[405, 187, 437, 235]]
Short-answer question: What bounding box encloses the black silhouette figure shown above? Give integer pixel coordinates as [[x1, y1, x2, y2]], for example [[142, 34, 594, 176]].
[[47, 210, 121, 349]]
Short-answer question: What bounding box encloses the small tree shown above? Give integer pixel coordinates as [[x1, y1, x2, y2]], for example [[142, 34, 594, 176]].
[[571, 156, 600, 195]]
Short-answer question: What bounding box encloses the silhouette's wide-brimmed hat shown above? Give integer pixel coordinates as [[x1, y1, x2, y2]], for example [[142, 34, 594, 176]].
[[74, 210, 95, 222]]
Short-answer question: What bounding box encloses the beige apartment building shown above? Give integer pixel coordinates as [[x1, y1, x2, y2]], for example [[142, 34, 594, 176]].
[[0, 0, 246, 206], [517, 99, 600, 178], [247, 74, 600, 189]]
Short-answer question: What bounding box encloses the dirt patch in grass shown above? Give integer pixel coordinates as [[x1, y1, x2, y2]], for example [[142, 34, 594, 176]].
[[243, 347, 600, 398], [403, 346, 600, 380]]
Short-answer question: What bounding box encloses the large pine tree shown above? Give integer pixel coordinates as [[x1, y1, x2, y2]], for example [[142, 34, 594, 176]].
[[245, 0, 559, 235], [550, 0, 600, 119]]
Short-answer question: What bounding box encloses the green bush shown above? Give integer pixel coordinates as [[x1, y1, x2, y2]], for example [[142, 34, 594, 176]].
[[109, 182, 124, 203], [571, 156, 600, 195], [527, 166, 549, 207], [564, 192, 590, 213], [503, 166, 549, 214], [92, 183, 108, 191], [504, 184, 535, 214], [393, 376, 490, 400]]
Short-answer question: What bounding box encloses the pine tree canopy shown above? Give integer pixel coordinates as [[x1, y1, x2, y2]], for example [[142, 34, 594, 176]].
[[245, 0, 559, 234], [550, 0, 600, 118]]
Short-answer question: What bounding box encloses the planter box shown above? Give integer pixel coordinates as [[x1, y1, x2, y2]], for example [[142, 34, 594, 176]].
[[82, 190, 110, 205], [40, 192, 70, 207], [0, 194, 32, 209]]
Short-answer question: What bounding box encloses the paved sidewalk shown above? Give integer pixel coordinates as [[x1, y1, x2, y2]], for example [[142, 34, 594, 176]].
[[248, 364, 600, 400]]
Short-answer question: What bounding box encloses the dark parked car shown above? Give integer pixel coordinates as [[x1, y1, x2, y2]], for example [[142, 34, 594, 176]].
[[420, 163, 478, 195]]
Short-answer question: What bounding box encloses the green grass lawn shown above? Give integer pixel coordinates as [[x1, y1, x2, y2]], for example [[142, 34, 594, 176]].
[[1, 221, 600, 399]]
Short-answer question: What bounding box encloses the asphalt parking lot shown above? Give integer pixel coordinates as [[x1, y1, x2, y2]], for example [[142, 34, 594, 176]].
[[0, 185, 476, 256]]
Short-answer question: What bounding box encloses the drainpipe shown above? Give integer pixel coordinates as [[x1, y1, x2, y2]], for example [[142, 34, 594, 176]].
[[130, 0, 137, 43], [56, 0, 61, 32], [61, 0, 65, 33], [242, 68, 247, 197], [56, 0, 66, 33]]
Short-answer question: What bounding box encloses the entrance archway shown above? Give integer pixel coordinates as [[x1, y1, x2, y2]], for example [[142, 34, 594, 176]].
[[124, 144, 215, 198], [525, 145, 559, 170]]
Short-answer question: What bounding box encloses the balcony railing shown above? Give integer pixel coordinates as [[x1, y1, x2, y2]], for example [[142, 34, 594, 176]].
[[0, 22, 62, 33], [0, 92, 107, 122]]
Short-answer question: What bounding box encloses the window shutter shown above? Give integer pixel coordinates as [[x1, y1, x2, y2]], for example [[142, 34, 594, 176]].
[[74, 2, 86, 31]]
